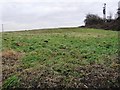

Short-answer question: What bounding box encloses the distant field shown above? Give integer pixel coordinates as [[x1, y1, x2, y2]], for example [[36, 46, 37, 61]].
[[1, 28, 119, 89]]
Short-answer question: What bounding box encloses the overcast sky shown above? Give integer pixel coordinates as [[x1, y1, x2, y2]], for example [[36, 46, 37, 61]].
[[0, 0, 119, 31]]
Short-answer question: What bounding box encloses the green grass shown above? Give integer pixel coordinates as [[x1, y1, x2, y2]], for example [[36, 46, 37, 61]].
[[1, 28, 119, 88], [2, 75, 20, 89]]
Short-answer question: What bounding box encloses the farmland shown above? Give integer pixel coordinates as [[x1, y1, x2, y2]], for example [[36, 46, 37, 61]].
[[1, 28, 119, 89]]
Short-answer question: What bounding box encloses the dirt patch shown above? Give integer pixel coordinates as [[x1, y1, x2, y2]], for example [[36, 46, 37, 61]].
[[19, 68, 66, 88], [75, 64, 119, 88], [16, 64, 119, 88], [2, 50, 23, 81], [2, 50, 22, 66]]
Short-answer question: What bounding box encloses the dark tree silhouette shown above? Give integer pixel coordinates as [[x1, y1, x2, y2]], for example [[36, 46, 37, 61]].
[[84, 14, 104, 26]]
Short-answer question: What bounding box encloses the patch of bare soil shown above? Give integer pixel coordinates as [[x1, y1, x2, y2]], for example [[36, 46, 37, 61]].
[[2, 50, 23, 81], [75, 64, 119, 88], [18, 64, 119, 88]]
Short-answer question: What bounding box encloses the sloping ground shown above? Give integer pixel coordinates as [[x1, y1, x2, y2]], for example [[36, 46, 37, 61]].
[[1, 28, 120, 89]]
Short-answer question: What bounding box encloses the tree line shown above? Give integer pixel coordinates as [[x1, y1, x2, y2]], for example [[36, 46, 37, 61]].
[[83, 13, 120, 31]]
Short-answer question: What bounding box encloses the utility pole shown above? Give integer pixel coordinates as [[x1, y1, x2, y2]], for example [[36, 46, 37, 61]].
[[103, 3, 106, 22], [2, 24, 4, 32]]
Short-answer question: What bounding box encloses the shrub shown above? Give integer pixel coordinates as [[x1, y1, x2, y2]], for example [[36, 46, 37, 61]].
[[84, 14, 104, 26]]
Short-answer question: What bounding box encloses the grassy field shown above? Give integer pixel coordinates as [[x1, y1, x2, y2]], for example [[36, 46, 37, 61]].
[[1, 28, 119, 89]]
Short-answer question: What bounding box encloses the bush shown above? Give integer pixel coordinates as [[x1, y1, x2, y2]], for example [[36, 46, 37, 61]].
[[84, 14, 104, 26]]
